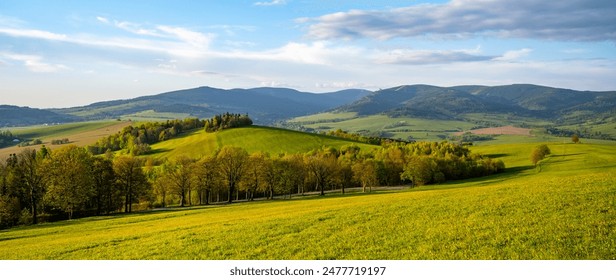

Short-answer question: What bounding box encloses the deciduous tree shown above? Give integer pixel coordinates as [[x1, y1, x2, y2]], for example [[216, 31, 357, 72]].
[[42, 145, 95, 219], [216, 146, 248, 203]]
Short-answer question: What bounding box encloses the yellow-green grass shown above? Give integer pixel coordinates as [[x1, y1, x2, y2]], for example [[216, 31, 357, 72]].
[[1, 142, 614, 259], [290, 114, 476, 141], [290, 112, 358, 122], [121, 110, 192, 121], [148, 126, 377, 159], [10, 120, 121, 139]]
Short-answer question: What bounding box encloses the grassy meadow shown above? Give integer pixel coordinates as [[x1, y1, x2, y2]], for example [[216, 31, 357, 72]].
[[148, 125, 377, 159], [0, 141, 614, 259]]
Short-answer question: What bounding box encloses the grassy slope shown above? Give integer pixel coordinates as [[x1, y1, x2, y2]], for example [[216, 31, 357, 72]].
[[148, 126, 377, 159], [0, 141, 614, 259], [0, 121, 131, 160]]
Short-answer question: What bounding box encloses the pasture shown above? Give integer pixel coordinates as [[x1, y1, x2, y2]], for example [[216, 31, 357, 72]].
[[0, 141, 614, 259], [148, 126, 377, 159]]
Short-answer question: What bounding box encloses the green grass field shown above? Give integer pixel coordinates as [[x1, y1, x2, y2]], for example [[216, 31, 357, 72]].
[[148, 126, 377, 159], [10, 121, 121, 140], [1, 141, 614, 259]]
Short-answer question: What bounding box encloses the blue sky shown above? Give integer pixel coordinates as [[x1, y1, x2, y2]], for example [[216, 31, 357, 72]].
[[1, 0, 615, 108]]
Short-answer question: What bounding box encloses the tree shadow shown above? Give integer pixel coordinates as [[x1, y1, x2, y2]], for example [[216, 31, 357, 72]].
[[485, 153, 509, 159], [147, 148, 171, 155]]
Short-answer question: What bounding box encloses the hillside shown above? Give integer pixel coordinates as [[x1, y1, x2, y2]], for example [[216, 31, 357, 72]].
[[0, 121, 131, 160], [0, 105, 77, 127], [0, 141, 614, 259], [148, 125, 377, 159], [53, 87, 371, 124], [338, 84, 616, 123]]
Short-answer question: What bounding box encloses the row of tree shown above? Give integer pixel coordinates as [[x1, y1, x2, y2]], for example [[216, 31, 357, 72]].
[[0, 146, 150, 228], [0, 130, 16, 149], [203, 113, 253, 132], [87, 118, 205, 156], [87, 114, 253, 156], [0, 140, 504, 229]]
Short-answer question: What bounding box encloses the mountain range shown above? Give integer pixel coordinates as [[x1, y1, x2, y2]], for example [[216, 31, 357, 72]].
[[1, 84, 614, 127], [339, 84, 616, 124]]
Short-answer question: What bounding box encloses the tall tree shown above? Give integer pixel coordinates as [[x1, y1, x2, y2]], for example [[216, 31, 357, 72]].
[[216, 146, 248, 203], [194, 155, 220, 205], [15, 149, 46, 224], [91, 156, 117, 215], [305, 151, 338, 196], [353, 159, 378, 192], [113, 156, 150, 213], [165, 156, 195, 207], [241, 152, 267, 201], [42, 145, 95, 219]]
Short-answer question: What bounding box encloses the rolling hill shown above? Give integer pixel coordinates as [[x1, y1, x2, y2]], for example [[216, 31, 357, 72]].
[[148, 125, 377, 159], [337, 84, 616, 123], [0, 105, 78, 127], [53, 86, 371, 124], [0, 141, 614, 259]]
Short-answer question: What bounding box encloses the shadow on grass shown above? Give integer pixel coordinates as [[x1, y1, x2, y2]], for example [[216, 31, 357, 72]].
[[147, 148, 171, 155], [485, 153, 509, 159]]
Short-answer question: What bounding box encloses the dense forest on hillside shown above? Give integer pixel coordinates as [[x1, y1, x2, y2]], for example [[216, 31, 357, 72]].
[[0, 130, 503, 229]]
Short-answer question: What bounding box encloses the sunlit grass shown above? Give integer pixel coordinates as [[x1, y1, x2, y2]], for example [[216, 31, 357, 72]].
[[1, 142, 614, 259], [149, 126, 377, 159]]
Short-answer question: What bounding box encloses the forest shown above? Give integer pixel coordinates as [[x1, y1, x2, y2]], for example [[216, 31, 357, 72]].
[[0, 131, 504, 229]]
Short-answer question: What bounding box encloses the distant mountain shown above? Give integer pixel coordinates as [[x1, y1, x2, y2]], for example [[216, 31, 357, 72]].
[[0, 105, 78, 127], [3, 84, 615, 127], [337, 84, 616, 123], [53, 86, 371, 124]]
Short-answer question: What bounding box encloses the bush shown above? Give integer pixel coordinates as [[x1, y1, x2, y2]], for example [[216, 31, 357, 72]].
[[18, 208, 32, 226]]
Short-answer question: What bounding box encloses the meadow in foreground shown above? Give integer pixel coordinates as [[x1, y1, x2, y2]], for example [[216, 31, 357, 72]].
[[0, 142, 614, 259]]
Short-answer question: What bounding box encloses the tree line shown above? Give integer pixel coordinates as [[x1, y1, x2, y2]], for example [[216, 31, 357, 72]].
[[0, 130, 17, 149], [0, 139, 504, 229], [87, 114, 253, 156]]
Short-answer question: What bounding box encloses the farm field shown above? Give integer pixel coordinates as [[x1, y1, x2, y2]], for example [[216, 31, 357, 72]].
[[0, 121, 131, 159], [0, 141, 614, 259]]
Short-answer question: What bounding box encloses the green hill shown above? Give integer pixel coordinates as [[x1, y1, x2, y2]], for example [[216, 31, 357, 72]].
[[0, 141, 614, 259], [148, 126, 377, 159]]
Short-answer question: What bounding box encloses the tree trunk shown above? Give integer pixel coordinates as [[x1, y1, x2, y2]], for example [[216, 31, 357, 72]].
[[30, 194, 37, 225], [228, 183, 234, 203]]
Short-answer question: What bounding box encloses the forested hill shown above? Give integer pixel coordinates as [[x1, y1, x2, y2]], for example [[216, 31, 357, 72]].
[[0, 105, 78, 127], [3, 84, 615, 126], [337, 84, 616, 123], [53, 87, 371, 124]]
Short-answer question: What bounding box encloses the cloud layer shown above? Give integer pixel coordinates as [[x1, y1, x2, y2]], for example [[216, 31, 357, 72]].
[[307, 0, 616, 41]]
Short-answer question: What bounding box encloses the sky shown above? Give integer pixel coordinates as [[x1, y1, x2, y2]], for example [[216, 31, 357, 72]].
[[1, 0, 615, 108]]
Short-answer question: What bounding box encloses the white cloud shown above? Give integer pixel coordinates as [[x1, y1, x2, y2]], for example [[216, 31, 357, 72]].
[[0, 52, 69, 73], [96, 16, 109, 24], [306, 0, 616, 41], [254, 0, 287, 6], [494, 48, 533, 61], [376, 48, 494, 65]]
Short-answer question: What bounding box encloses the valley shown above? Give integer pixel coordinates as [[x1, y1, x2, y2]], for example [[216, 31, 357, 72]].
[[1, 83, 615, 260]]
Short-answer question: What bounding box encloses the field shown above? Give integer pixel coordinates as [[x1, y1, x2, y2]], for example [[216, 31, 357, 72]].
[[289, 113, 477, 142], [0, 121, 131, 159], [453, 125, 532, 136], [0, 141, 614, 259], [148, 125, 377, 159]]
